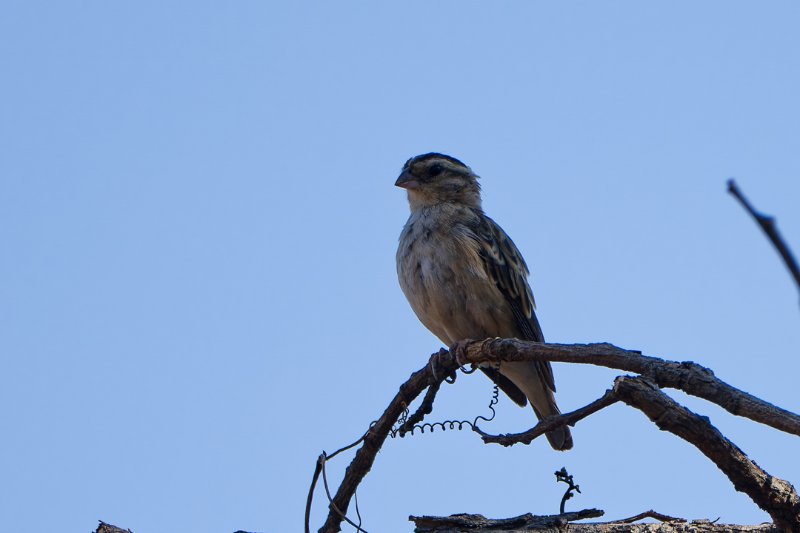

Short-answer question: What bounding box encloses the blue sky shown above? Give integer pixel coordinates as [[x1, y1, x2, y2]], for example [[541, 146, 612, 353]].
[[1, 2, 799, 532]]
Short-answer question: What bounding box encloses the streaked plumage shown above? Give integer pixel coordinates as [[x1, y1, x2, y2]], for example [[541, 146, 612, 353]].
[[395, 153, 572, 451]]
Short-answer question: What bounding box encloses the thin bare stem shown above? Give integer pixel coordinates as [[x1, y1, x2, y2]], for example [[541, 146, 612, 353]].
[[728, 179, 800, 301], [474, 389, 618, 446], [398, 379, 442, 436], [614, 509, 687, 523]]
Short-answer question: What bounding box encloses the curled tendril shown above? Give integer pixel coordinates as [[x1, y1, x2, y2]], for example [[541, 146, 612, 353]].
[[389, 364, 500, 438], [311, 364, 502, 533]]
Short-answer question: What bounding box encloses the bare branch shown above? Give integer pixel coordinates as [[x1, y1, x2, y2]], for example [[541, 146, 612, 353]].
[[96, 522, 133, 533], [474, 388, 618, 446], [410, 512, 778, 532], [317, 350, 459, 533], [410, 509, 604, 531], [306, 455, 324, 533], [314, 340, 800, 532], [398, 379, 442, 437], [456, 338, 800, 436], [469, 370, 800, 528], [728, 179, 800, 300], [614, 509, 686, 523], [613, 375, 800, 532]]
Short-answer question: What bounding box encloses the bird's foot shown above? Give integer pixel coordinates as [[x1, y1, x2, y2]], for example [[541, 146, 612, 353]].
[[451, 340, 472, 368], [428, 347, 458, 384]]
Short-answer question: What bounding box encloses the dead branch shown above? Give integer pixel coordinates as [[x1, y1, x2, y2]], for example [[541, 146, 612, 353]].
[[410, 509, 604, 531], [313, 340, 800, 532], [473, 389, 618, 446], [471, 373, 800, 529], [398, 378, 443, 436], [614, 509, 686, 523], [316, 350, 460, 533], [96, 522, 133, 533], [613, 376, 800, 531], [410, 512, 778, 532], [455, 338, 800, 436], [728, 179, 800, 299]]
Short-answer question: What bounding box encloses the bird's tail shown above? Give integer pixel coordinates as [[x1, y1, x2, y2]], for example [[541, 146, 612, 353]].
[[499, 361, 573, 451], [534, 401, 573, 451]]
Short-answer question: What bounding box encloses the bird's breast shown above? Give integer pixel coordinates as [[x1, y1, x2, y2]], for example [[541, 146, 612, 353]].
[[397, 209, 513, 345]]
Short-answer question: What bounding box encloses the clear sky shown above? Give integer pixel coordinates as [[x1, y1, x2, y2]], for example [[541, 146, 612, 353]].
[[1, 2, 799, 532]]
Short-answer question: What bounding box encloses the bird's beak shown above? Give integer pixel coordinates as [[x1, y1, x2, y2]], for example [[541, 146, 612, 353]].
[[395, 170, 420, 190]]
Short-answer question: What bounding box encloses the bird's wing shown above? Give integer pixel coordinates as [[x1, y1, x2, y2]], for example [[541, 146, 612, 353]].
[[475, 215, 556, 392]]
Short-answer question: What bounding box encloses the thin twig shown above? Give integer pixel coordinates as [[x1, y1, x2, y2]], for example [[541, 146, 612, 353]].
[[728, 179, 800, 300], [354, 491, 362, 531], [307, 430, 373, 533], [615, 509, 687, 523], [326, 430, 370, 462], [398, 380, 442, 436], [321, 453, 370, 533], [474, 389, 618, 446], [306, 455, 324, 533]]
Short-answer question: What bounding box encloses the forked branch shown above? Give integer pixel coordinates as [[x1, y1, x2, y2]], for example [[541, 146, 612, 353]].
[[614, 376, 800, 531], [312, 340, 800, 532], [455, 338, 800, 436], [316, 350, 461, 533]]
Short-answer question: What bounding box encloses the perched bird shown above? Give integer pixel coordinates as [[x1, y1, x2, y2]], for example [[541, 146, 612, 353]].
[[395, 153, 572, 451]]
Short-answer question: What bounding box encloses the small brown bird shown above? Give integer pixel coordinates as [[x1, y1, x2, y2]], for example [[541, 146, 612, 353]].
[[395, 153, 572, 451]]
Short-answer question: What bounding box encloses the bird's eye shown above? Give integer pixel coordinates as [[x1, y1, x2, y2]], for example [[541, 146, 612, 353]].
[[429, 163, 444, 177]]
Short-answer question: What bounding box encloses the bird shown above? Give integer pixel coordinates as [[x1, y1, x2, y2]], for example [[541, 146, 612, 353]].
[[395, 152, 572, 451]]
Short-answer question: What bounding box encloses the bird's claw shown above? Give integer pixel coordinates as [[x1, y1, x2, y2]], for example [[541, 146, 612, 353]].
[[451, 340, 470, 368], [429, 347, 458, 384]]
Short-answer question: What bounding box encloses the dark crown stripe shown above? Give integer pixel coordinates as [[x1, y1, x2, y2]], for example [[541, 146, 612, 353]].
[[411, 152, 468, 169]]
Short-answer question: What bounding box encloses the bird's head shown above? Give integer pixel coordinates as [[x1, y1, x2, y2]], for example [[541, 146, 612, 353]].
[[395, 153, 481, 210]]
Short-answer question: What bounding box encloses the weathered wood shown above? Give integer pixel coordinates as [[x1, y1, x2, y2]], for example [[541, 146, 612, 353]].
[[473, 388, 618, 446], [409, 511, 779, 532], [411, 509, 603, 531], [457, 339, 800, 436], [312, 340, 800, 533], [613, 376, 800, 532], [96, 522, 133, 533]]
